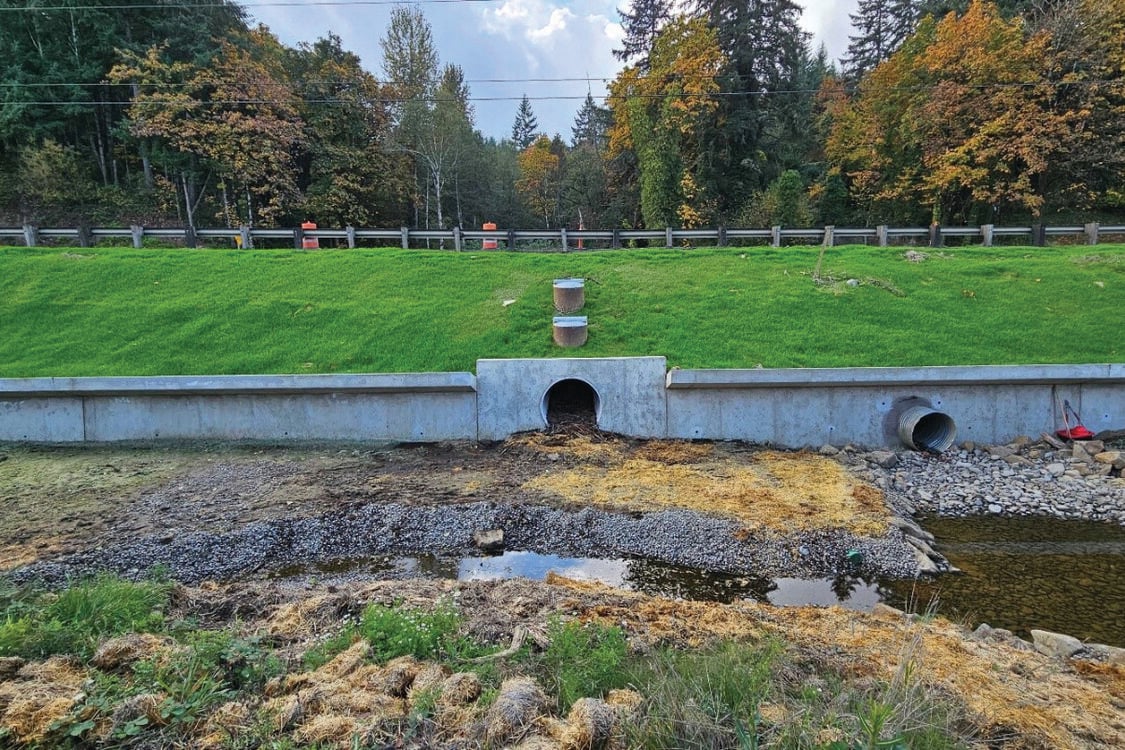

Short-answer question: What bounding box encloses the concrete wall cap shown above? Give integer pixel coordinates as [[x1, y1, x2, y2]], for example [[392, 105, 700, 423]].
[[666, 364, 1124, 389], [0, 372, 477, 397]]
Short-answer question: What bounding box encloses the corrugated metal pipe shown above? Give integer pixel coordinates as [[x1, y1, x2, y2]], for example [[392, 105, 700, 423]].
[[898, 406, 957, 452]]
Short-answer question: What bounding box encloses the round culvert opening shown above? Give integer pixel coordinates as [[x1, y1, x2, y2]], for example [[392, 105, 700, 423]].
[[898, 406, 957, 452], [541, 378, 600, 429]]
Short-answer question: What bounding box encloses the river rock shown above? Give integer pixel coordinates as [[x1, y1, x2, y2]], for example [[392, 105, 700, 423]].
[[1094, 451, 1125, 470], [1030, 629, 1084, 658], [472, 529, 505, 553], [868, 451, 899, 469]]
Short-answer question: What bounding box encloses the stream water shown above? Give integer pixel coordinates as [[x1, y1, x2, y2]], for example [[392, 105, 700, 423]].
[[879, 517, 1125, 647], [271, 518, 1125, 648]]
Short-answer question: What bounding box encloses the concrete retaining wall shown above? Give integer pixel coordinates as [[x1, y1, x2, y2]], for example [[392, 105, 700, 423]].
[[1, 362, 1122, 447], [0, 374, 477, 442], [666, 364, 1125, 447]]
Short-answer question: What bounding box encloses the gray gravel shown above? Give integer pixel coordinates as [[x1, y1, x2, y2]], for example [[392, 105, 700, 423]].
[[8, 499, 920, 587], [851, 442, 1125, 524]]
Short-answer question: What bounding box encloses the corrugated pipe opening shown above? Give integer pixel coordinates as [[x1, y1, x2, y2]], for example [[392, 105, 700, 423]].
[[898, 406, 957, 452]]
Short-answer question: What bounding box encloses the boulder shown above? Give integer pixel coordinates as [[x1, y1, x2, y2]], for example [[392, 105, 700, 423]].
[[1030, 629, 1084, 659]]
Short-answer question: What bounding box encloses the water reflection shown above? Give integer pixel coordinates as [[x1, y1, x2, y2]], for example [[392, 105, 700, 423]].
[[454, 550, 880, 609]]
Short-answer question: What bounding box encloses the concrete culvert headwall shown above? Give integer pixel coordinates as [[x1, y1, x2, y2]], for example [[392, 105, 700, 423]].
[[543, 379, 599, 428], [898, 406, 957, 452]]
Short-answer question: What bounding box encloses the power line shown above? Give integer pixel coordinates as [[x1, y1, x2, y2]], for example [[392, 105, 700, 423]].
[[0, 0, 503, 11]]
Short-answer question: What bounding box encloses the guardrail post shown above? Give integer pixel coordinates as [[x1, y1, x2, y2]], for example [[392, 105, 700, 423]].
[[665, 227, 674, 248], [771, 225, 781, 248], [1031, 223, 1046, 247], [823, 225, 835, 247], [981, 224, 994, 247], [452, 226, 462, 252], [76, 222, 93, 248], [559, 227, 568, 252], [717, 226, 727, 247], [611, 229, 621, 249], [1085, 222, 1099, 246], [23, 224, 38, 247], [507, 229, 516, 251], [877, 225, 888, 247], [130, 225, 144, 249], [400, 227, 410, 249], [346, 225, 356, 249], [293, 224, 304, 250], [240, 225, 253, 249], [184, 227, 197, 248], [928, 224, 942, 248]]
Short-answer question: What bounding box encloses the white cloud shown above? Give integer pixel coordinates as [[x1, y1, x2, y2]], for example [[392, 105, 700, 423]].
[[529, 8, 576, 42], [247, 1, 859, 139]]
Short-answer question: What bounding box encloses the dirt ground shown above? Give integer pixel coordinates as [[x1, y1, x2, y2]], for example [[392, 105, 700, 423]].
[[0, 433, 889, 574], [2, 435, 1124, 748]]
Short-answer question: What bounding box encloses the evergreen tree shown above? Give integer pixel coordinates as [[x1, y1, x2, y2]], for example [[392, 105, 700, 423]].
[[511, 95, 539, 149], [842, 0, 919, 80], [695, 0, 811, 213], [614, 0, 675, 69], [571, 93, 610, 152]]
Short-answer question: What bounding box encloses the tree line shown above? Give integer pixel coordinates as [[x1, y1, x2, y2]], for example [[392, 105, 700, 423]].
[[1, 0, 1122, 232]]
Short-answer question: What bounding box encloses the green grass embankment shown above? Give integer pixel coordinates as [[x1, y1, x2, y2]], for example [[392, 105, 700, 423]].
[[0, 244, 1121, 376]]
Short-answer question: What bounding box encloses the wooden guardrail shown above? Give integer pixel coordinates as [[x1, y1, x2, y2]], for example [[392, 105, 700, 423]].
[[1, 222, 1122, 250]]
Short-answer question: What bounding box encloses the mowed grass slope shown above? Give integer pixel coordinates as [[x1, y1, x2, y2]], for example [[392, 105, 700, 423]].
[[0, 244, 1121, 376]]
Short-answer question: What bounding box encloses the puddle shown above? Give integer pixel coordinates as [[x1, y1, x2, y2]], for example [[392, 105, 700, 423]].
[[271, 550, 883, 610], [268, 516, 1125, 648]]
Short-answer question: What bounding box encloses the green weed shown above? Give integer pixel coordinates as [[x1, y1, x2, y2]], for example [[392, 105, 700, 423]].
[[359, 600, 462, 662], [539, 618, 629, 712], [0, 574, 170, 659]]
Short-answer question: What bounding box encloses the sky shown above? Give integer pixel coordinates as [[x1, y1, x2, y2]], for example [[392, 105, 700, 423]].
[[249, 0, 860, 141]]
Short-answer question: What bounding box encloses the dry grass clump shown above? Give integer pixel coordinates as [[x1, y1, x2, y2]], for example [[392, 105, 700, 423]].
[[295, 713, 360, 747], [260, 640, 410, 742], [770, 606, 1125, 749], [527, 450, 888, 536], [438, 671, 483, 707], [266, 592, 351, 639], [0, 656, 87, 744], [198, 700, 253, 749], [485, 676, 551, 746], [91, 632, 173, 671], [556, 696, 617, 750]]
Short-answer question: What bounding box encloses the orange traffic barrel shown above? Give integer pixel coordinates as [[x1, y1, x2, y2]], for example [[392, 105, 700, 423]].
[[482, 222, 498, 250], [301, 221, 319, 249]]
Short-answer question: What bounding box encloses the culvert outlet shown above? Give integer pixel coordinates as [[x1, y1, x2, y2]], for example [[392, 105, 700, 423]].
[[898, 406, 957, 452]]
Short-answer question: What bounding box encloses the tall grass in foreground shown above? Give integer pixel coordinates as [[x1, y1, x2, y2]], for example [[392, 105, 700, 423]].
[[0, 574, 170, 659]]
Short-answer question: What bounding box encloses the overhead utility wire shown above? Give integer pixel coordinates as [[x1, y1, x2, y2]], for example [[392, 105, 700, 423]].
[[0, 0, 503, 11], [3, 78, 1119, 102]]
